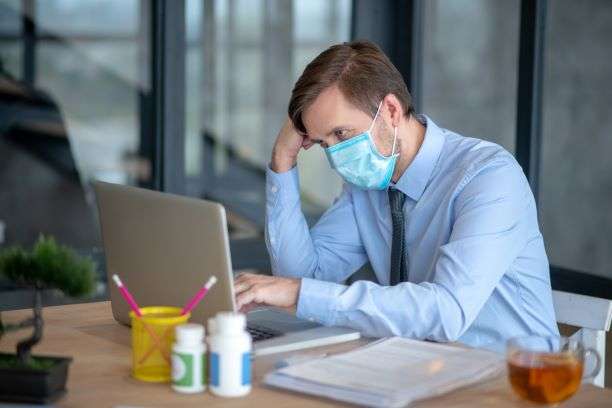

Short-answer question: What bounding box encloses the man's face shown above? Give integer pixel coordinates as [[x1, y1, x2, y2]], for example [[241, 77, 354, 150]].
[[301, 85, 395, 155]]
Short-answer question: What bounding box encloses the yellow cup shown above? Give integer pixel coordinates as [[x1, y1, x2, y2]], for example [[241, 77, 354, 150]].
[[130, 306, 190, 382]]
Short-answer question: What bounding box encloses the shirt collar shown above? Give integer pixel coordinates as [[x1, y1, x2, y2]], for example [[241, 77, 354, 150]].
[[391, 114, 445, 201]]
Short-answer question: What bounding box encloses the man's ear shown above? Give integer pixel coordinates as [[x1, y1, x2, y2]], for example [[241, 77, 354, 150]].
[[382, 93, 403, 127]]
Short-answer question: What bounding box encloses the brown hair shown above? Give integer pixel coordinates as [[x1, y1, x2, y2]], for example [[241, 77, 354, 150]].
[[288, 40, 415, 134]]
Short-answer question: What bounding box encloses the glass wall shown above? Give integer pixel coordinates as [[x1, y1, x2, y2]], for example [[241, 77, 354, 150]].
[[185, 0, 351, 239], [1, 1, 352, 307], [540, 0, 612, 280], [294, 0, 350, 207], [0, 0, 21, 77], [0, 0, 146, 252], [421, 0, 520, 152]]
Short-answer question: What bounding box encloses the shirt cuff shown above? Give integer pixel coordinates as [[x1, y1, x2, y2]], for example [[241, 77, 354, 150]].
[[266, 165, 300, 208], [296, 278, 345, 326]]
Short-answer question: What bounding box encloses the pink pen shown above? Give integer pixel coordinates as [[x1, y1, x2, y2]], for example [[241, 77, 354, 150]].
[[112, 274, 171, 364], [112, 274, 143, 317], [181, 276, 218, 315]]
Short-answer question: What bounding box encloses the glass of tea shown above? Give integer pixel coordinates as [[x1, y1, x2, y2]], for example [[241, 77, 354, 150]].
[[506, 336, 601, 404]]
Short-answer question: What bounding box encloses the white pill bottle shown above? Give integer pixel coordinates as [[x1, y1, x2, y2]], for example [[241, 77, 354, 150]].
[[208, 312, 252, 397], [171, 323, 206, 393]]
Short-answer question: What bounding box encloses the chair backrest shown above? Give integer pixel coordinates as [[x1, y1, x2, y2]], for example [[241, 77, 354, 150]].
[[552, 290, 612, 387]]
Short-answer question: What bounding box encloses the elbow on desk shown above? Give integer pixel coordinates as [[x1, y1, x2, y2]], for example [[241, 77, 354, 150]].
[[426, 288, 469, 343], [430, 318, 466, 343], [403, 310, 465, 343]]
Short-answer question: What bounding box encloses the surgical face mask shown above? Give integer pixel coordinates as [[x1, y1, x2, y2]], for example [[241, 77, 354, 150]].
[[325, 102, 399, 190]]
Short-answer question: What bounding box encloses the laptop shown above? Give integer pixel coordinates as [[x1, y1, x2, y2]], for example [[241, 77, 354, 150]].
[[93, 181, 360, 356]]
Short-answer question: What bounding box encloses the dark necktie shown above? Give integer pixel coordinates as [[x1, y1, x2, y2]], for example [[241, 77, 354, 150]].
[[388, 188, 407, 285]]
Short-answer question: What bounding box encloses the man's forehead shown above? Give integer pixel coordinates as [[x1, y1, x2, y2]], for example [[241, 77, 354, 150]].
[[303, 87, 345, 125], [303, 87, 368, 136]]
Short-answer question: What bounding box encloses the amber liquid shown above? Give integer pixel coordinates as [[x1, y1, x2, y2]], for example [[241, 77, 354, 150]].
[[508, 352, 583, 404]]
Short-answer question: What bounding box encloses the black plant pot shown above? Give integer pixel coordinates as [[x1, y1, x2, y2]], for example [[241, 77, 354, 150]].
[[0, 353, 72, 404]]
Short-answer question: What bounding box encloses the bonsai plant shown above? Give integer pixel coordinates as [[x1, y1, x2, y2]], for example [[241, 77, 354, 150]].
[[0, 235, 96, 403]]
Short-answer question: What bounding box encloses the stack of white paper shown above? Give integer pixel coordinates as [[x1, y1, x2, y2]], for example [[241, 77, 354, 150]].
[[264, 337, 504, 408]]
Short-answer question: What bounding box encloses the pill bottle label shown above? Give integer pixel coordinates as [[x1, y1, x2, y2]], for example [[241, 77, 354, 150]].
[[242, 352, 251, 385], [210, 352, 250, 387], [210, 352, 219, 386], [172, 352, 193, 387]]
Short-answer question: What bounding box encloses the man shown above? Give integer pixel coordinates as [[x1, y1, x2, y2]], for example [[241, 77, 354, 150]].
[[234, 40, 558, 347]]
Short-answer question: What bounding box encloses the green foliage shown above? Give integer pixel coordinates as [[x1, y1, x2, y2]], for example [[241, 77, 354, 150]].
[[0, 236, 96, 298], [0, 353, 57, 370]]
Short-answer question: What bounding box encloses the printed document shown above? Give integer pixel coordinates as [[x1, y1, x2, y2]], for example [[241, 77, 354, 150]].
[[264, 337, 504, 407]]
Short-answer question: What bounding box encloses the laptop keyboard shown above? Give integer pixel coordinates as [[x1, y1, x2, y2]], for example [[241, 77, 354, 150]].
[[246, 323, 283, 342]]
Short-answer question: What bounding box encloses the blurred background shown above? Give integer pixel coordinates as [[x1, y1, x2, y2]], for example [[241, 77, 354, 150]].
[[0, 0, 611, 309]]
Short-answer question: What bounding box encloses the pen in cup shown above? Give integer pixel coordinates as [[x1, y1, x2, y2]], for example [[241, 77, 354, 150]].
[[112, 274, 142, 316], [111, 274, 171, 363], [137, 276, 218, 365], [181, 276, 218, 316]]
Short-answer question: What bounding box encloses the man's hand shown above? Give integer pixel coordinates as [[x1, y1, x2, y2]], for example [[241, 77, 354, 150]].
[[271, 118, 314, 173], [234, 272, 301, 314]]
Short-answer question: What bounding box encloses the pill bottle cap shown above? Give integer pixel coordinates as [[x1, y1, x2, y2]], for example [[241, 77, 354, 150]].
[[175, 323, 204, 345], [215, 312, 246, 334]]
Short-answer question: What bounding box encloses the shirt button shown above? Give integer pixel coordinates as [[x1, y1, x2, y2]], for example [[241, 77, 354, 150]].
[[270, 185, 278, 193], [269, 237, 276, 245]]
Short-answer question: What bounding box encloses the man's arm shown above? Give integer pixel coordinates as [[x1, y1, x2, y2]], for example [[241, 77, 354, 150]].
[[266, 169, 368, 282], [265, 119, 368, 283], [234, 119, 368, 312], [296, 157, 536, 341]]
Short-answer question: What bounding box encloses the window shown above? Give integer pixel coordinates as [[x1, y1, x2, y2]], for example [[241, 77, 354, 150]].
[[184, 0, 351, 244], [0, 1, 146, 274], [0, 0, 21, 77], [36, 0, 138, 36], [1, 1, 353, 307]]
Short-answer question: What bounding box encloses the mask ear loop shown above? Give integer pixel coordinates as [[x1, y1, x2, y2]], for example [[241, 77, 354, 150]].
[[391, 126, 398, 156], [369, 101, 398, 158], [368, 101, 384, 133]]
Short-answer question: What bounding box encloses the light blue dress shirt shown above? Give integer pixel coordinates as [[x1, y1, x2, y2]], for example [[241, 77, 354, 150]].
[[265, 115, 558, 348]]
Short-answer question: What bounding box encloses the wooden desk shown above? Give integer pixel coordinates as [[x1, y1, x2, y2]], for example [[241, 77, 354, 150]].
[[1, 302, 610, 407]]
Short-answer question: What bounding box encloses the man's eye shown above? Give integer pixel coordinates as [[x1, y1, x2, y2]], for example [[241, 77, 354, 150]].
[[334, 129, 349, 139]]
